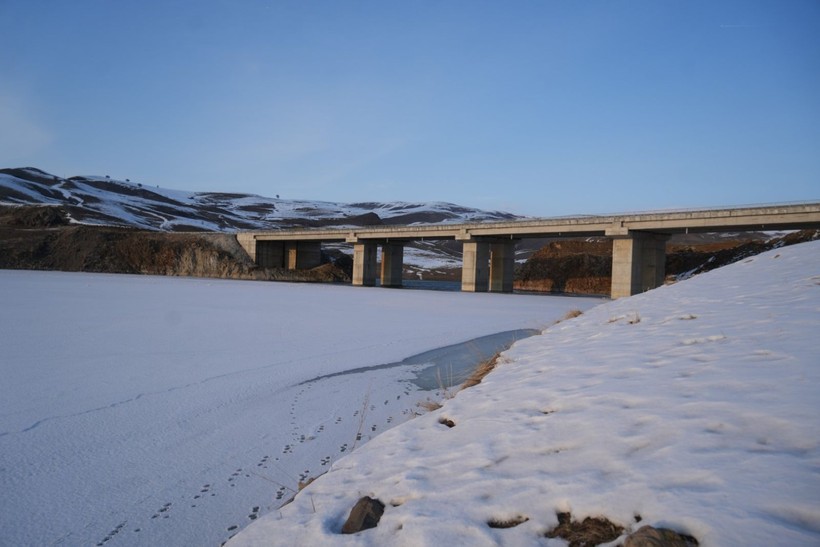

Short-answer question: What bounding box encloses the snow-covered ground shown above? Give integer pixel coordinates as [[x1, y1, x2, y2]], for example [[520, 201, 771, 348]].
[[229, 241, 820, 546], [0, 273, 596, 546]]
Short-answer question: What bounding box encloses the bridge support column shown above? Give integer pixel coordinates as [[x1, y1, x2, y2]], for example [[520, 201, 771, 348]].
[[610, 233, 669, 298], [381, 243, 404, 288], [285, 241, 322, 270], [461, 241, 490, 292], [489, 241, 516, 293], [353, 242, 378, 286]]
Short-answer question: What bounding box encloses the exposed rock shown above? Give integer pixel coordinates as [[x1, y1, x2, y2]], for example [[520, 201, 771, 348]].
[[625, 525, 699, 546], [340, 496, 385, 534], [545, 512, 624, 546]]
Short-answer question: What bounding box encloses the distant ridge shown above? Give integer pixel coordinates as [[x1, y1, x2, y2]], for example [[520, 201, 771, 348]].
[[0, 167, 519, 232]]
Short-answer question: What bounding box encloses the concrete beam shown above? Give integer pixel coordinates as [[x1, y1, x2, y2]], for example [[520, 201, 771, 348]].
[[461, 241, 490, 292], [611, 232, 669, 298], [489, 241, 516, 293], [353, 242, 378, 286], [380, 243, 404, 288]]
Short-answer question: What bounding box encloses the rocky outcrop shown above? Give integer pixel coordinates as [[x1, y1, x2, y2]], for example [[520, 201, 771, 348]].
[[0, 205, 350, 282]]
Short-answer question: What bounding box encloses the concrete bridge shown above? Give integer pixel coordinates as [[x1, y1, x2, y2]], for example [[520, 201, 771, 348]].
[[236, 203, 820, 298]]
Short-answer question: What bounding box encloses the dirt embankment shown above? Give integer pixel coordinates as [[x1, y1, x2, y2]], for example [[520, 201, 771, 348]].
[[0, 205, 351, 282], [515, 230, 820, 296]]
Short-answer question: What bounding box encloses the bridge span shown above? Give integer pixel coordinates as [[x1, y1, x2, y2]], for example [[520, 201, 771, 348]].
[[236, 202, 820, 298]]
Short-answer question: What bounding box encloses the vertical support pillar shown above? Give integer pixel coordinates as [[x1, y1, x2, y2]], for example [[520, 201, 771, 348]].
[[285, 242, 298, 270], [353, 242, 378, 286], [283, 241, 322, 270], [610, 232, 669, 298], [461, 240, 490, 292], [381, 243, 404, 288], [489, 241, 516, 293]]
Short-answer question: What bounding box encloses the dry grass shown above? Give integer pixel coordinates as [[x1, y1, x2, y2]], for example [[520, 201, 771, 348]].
[[417, 399, 442, 412], [562, 308, 584, 320], [298, 476, 318, 491], [461, 352, 502, 389]]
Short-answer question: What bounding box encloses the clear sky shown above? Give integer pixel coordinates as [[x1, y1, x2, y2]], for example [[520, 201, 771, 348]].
[[1, 1, 818, 216]]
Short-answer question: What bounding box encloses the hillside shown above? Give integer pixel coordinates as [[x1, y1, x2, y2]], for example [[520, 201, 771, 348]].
[[0, 167, 520, 281], [0, 167, 517, 231]]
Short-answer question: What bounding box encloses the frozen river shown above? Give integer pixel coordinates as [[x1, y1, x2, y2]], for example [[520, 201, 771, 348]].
[[0, 271, 599, 546]]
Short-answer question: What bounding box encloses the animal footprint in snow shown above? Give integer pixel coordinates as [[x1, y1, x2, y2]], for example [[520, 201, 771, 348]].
[[386, 416, 393, 424], [335, 417, 342, 424], [96, 521, 126, 546], [371, 424, 377, 432], [340, 443, 348, 453], [249, 506, 260, 520], [320, 456, 331, 466]]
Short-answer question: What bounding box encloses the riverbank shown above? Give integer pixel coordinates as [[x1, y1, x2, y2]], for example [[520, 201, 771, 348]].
[[229, 240, 820, 546]]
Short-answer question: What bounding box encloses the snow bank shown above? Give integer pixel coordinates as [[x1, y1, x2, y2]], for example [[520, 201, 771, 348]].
[[229, 241, 820, 546]]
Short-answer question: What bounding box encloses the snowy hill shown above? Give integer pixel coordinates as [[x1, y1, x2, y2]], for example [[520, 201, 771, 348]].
[[228, 240, 820, 546], [0, 167, 519, 232]]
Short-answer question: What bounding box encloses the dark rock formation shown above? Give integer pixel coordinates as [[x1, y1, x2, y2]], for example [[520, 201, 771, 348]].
[[340, 496, 385, 534], [625, 525, 699, 546]]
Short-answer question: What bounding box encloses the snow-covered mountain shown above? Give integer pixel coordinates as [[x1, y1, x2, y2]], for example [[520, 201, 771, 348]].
[[0, 167, 519, 232]]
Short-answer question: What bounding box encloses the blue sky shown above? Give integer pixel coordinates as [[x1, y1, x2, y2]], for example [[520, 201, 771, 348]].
[[1, 1, 818, 216]]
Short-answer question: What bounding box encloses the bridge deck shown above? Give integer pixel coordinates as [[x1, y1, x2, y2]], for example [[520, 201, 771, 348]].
[[243, 203, 820, 242]]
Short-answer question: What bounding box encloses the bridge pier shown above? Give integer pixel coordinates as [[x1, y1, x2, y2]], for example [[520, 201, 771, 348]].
[[243, 239, 322, 270], [352, 242, 378, 286], [461, 241, 490, 292], [609, 232, 669, 298], [380, 243, 405, 288], [351, 241, 405, 287], [461, 240, 516, 293], [490, 241, 516, 293]]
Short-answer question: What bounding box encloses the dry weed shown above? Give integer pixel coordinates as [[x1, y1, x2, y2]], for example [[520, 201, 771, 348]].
[[417, 399, 442, 412], [562, 309, 584, 320], [461, 352, 501, 389]]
